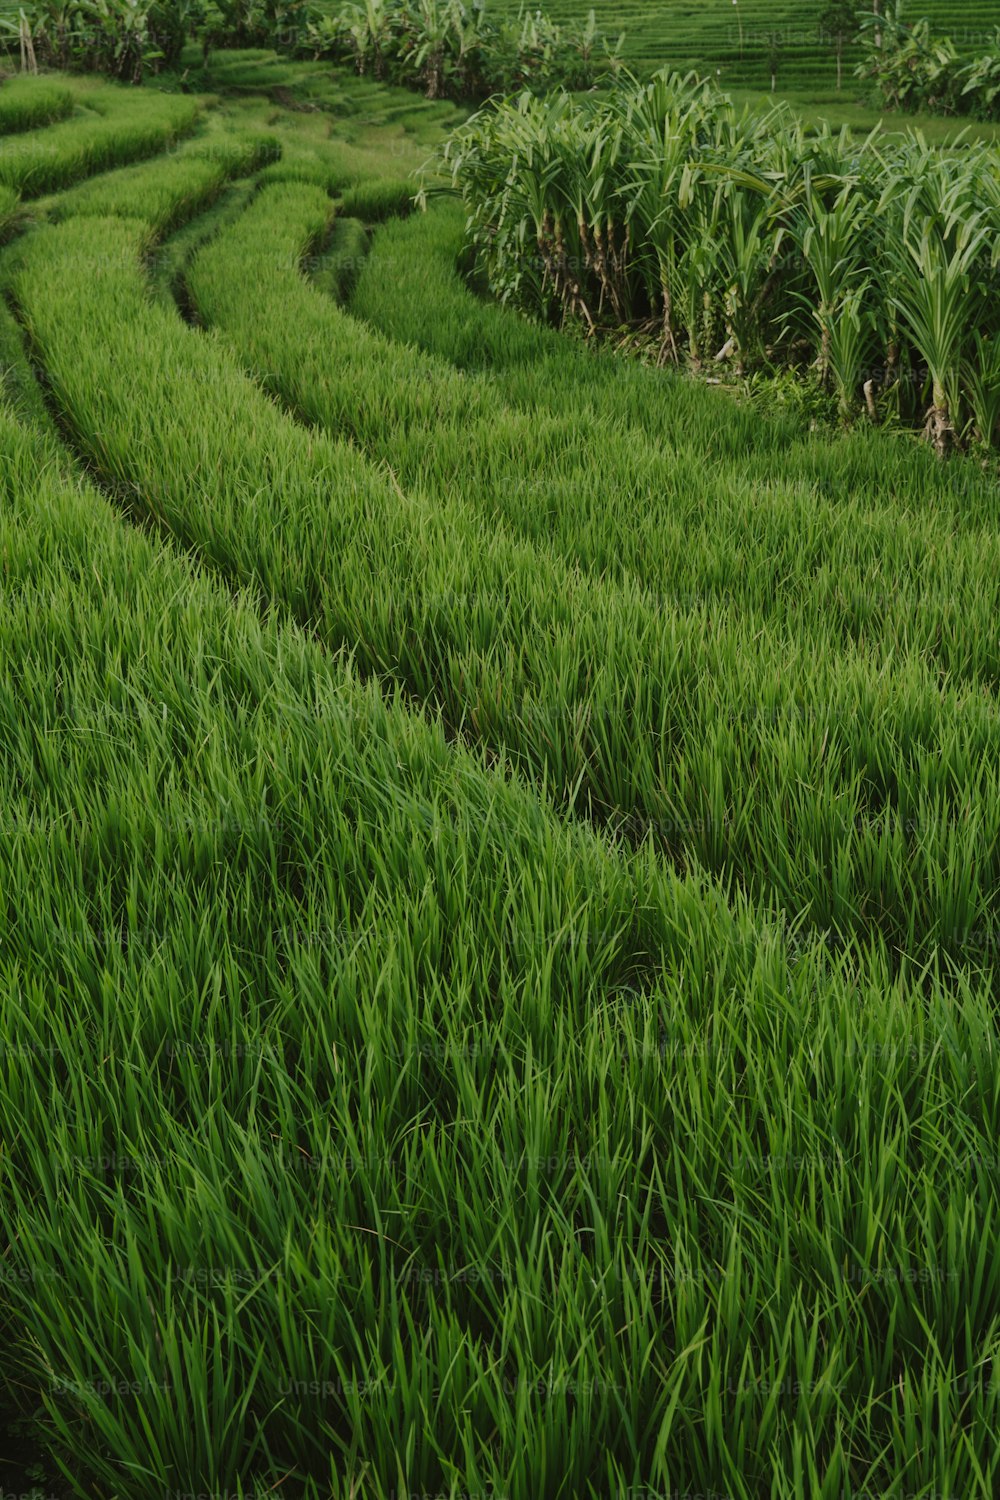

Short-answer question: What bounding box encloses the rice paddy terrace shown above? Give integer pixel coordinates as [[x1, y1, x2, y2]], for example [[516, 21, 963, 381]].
[[3, 49, 1000, 1500], [488, 0, 993, 89]]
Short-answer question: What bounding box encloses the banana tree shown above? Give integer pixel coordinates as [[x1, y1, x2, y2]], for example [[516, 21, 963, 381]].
[[450, 0, 494, 98], [21, 0, 81, 67], [406, 0, 451, 98], [960, 33, 1000, 122], [343, 0, 394, 78]]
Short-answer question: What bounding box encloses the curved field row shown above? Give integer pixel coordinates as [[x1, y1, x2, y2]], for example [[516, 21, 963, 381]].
[[39, 130, 280, 232], [166, 183, 1000, 958], [352, 201, 1000, 522], [0, 391, 757, 1497], [0, 85, 199, 197], [0, 75, 74, 134], [183, 183, 1000, 699]]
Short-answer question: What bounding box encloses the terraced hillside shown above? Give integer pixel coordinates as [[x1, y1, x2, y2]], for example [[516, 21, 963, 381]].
[[489, 0, 998, 88], [0, 1, 991, 88], [3, 54, 1000, 1500]]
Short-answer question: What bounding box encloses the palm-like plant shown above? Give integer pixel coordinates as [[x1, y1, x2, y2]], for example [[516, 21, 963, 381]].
[[342, 0, 393, 78], [619, 73, 720, 362], [23, 0, 81, 67], [794, 181, 874, 411], [960, 31, 1000, 121], [406, 0, 451, 98], [883, 150, 997, 452]]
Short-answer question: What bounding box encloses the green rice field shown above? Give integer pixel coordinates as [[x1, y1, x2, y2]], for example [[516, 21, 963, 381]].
[[2, 43, 1000, 1500], [415, 0, 998, 89]]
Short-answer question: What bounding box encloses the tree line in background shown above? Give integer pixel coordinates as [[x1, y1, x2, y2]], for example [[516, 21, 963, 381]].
[[303, 0, 624, 98], [2, 0, 624, 91], [439, 70, 1000, 454], [6, 0, 204, 80], [5, 0, 1000, 116], [856, 4, 1000, 119]]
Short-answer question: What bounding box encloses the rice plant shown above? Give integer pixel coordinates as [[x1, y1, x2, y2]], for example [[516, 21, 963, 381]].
[[0, 74, 74, 133], [10, 199, 1000, 976], [0, 84, 199, 196]]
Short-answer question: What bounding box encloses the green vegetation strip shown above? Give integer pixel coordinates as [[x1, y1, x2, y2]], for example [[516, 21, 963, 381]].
[[0, 76, 74, 134], [1, 62, 1000, 1499], [354, 200, 1000, 509], [191, 184, 1000, 700], [310, 213, 369, 302], [43, 131, 280, 233], [0, 391, 730, 1495], [182, 182, 1000, 948], [0, 86, 199, 197], [489, 0, 992, 87]]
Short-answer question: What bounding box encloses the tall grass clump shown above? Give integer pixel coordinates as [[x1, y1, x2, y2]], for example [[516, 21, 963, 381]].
[[440, 69, 1000, 451]]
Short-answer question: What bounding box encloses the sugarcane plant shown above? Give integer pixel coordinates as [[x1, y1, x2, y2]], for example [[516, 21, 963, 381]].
[[438, 69, 1000, 452], [792, 176, 877, 417]]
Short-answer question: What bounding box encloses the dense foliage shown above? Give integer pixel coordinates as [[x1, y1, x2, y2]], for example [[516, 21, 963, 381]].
[[302, 0, 624, 98], [857, 5, 1000, 120], [440, 69, 1000, 452], [4, 0, 622, 90], [2, 0, 207, 80]]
